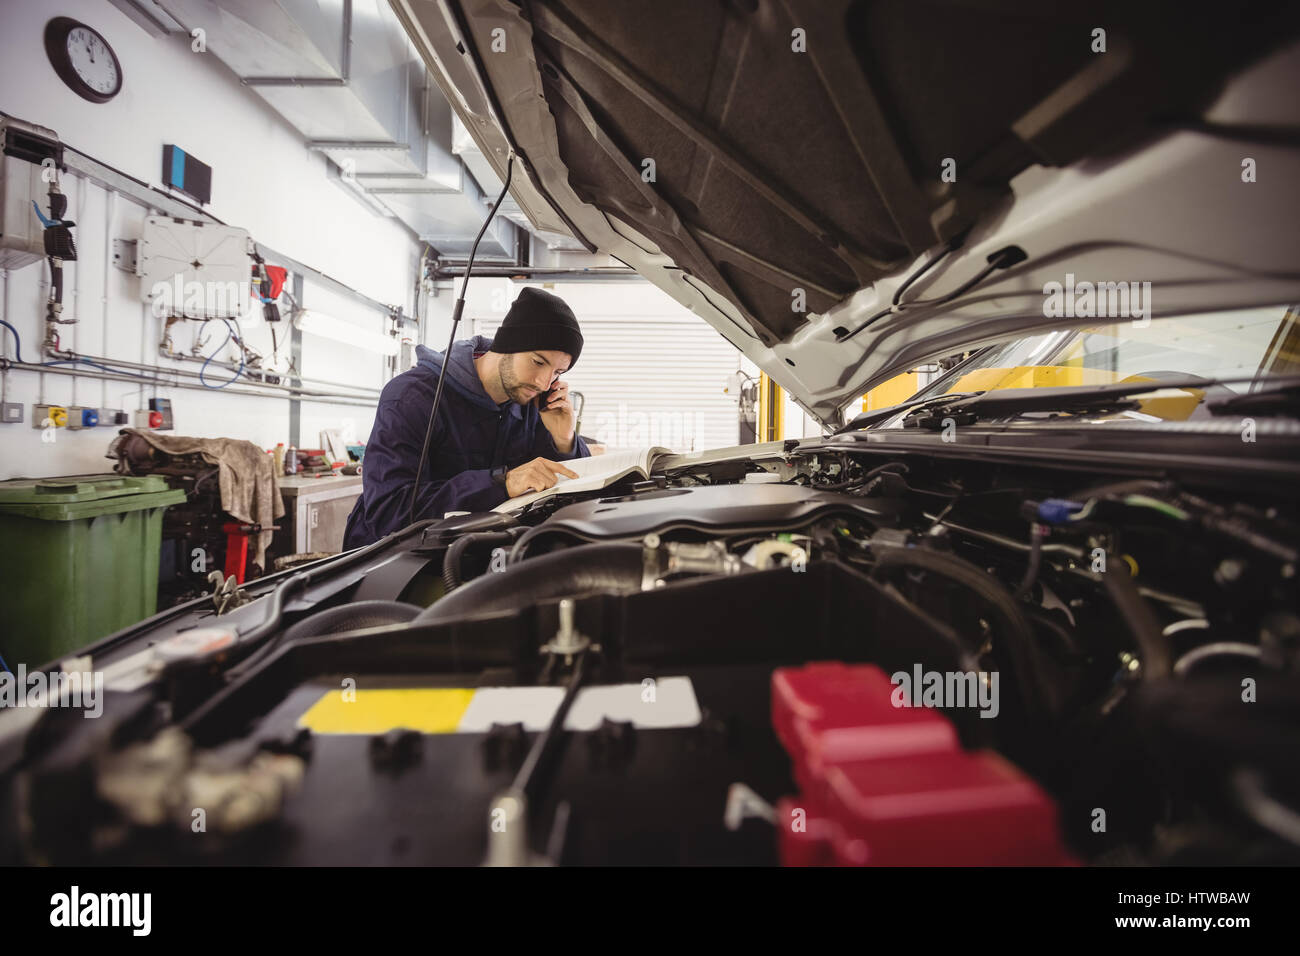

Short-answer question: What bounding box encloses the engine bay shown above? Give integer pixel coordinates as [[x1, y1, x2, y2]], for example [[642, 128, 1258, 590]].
[[3, 436, 1298, 866]]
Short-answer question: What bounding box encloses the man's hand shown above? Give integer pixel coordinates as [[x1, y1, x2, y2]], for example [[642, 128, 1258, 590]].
[[538, 379, 576, 453], [505, 457, 579, 497]]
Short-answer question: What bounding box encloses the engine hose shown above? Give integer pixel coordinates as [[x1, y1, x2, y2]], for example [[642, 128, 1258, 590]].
[[227, 600, 421, 679], [201, 518, 442, 681], [443, 531, 519, 594], [1173, 641, 1261, 677], [1024, 608, 1083, 658], [870, 545, 1056, 723], [229, 573, 309, 661], [278, 600, 423, 643], [819, 460, 908, 492], [1100, 559, 1172, 679], [417, 542, 645, 624], [1011, 523, 1045, 601]]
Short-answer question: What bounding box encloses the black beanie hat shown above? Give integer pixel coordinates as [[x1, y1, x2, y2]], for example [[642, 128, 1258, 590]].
[[491, 287, 583, 370]]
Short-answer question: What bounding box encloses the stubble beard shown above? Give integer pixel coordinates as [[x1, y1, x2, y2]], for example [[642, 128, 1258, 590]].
[[498, 354, 538, 406]]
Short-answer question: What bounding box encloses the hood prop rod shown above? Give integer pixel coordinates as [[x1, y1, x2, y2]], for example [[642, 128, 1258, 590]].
[[408, 151, 516, 526]]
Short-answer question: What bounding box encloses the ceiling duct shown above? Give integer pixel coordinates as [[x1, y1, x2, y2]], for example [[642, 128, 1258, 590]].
[[114, 0, 527, 260]]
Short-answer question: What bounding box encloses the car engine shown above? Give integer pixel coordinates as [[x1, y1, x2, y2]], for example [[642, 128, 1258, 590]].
[[3, 438, 1297, 866]]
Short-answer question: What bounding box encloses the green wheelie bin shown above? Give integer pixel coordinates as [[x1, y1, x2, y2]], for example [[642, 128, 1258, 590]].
[[0, 474, 186, 668]]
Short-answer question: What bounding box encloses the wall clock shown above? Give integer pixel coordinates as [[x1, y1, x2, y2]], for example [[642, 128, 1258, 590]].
[[44, 17, 123, 104]]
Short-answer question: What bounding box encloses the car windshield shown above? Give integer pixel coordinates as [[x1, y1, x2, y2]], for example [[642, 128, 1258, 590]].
[[874, 303, 1300, 426]]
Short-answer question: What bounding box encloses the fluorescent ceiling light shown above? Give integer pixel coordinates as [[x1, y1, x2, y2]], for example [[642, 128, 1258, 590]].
[[293, 309, 399, 355]]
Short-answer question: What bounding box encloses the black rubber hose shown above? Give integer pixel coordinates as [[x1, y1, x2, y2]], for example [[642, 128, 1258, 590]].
[[870, 545, 1056, 723], [1012, 523, 1045, 601], [1024, 608, 1083, 658], [819, 460, 908, 492], [417, 542, 645, 624], [230, 573, 310, 654], [278, 600, 423, 644], [442, 531, 518, 593], [194, 519, 442, 678], [1100, 558, 1172, 679], [419, 510, 519, 549], [227, 600, 421, 678]]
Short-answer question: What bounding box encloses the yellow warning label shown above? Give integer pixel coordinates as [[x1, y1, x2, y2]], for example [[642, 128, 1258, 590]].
[[297, 688, 476, 735], [295, 678, 703, 735]]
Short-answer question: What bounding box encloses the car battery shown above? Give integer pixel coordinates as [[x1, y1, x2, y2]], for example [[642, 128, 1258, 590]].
[[772, 662, 1073, 866]]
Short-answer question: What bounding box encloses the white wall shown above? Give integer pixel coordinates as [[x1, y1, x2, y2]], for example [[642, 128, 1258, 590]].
[[0, 0, 417, 478]]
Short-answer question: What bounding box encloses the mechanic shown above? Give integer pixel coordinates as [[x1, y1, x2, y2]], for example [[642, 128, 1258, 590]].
[[343, 287, 590, 548]]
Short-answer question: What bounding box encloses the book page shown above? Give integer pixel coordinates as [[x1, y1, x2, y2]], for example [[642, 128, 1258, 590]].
[[492, 446, 670, 513]]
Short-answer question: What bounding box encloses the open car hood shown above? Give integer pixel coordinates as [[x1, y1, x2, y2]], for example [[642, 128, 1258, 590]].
[[395, 0, 1300, 428]]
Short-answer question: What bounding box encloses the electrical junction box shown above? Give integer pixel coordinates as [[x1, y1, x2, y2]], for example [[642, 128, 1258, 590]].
[[33, 404, 67, 428], [99, 408, 127, 425], [0, 116, 63, 271], [148, 398, 173, 430], [1, 402, 23, 424], [66, 406, 99, 429], [138, 215, 253, 320]]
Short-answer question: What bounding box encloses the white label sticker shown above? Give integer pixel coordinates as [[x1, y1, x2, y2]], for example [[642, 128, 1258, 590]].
[[453, 677, 703, 732], [456, 686, 565, 732], [566, 676, 702, 730]]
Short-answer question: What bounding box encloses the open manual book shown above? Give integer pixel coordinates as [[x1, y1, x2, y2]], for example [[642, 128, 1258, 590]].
[[492, 446, 672, 513]]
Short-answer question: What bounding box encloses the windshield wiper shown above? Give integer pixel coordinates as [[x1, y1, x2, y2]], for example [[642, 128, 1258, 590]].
[[835, 391, 984, 434], [902, 374, 1300, 428], [1208, 382, 1300, 417]]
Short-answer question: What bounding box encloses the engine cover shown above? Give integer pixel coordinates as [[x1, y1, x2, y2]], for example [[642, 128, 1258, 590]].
[[539, 483, 901, 539]]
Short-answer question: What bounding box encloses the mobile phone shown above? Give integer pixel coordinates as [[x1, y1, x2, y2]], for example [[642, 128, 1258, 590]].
[[536, 384, 558, 409]]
